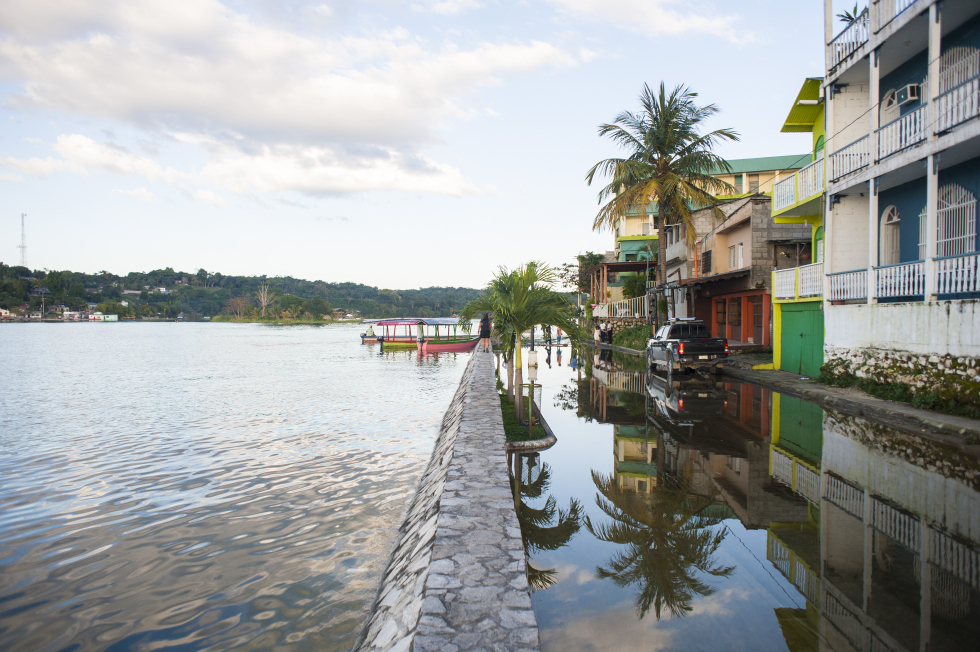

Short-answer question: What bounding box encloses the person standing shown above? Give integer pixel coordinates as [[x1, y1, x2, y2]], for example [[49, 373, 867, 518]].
[[479, 313, 492, 352], [594, 323, 601, 347], [556, 327, 562, 345]]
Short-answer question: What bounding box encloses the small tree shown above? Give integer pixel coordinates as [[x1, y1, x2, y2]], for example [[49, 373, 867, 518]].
[[255, 284, 274, 317], [228, 296, 249, 319]]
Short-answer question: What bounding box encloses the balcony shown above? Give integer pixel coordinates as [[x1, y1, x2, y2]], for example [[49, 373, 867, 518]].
[[827, 253, 978, 302], [874, 260, 925, 299], [828, 136, 871, 182], [935, 252, 980, 297], [828, 269, 868, 301], [830, 8, 870, 72], [593, 295, 649, 320], [773, 157, 824, 216], [773, 263, 824, 301], [874, 0, 917, 33], [935, 74, 980, 134], [876, 105, 927, 162]]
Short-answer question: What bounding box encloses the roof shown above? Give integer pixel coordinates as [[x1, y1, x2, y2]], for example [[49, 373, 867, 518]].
[[587, 260, 656, 274], [709, 155, 811, 175], [376, 318, 421, 325], [781, 78, 825, 133], [681, 269, 750, 285], [417, 318, 464, 326]]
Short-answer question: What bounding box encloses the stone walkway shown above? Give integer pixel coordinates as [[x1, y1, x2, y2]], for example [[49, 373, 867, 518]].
[[354, 351, 539, 652]]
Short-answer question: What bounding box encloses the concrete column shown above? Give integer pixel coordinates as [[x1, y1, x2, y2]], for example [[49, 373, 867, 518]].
[[863, 488, 872, 612], [824, 86, 835, 303], [868, 179, 879, 303], [825, 0, 834, 73], [925, 155, 939, 299], [928, 4, 942, 138], [920, 520, 931, 652]]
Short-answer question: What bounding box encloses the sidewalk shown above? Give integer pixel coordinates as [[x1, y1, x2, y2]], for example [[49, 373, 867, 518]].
[[722, 365, 980, 449]]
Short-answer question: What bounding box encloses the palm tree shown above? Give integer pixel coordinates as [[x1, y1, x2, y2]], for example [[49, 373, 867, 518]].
[[510, 454, 583, 591], [586, 83, 739, 287], [585, 468, 733, 620], [836, 4, 861, 24], [461, 262, 578, 420]]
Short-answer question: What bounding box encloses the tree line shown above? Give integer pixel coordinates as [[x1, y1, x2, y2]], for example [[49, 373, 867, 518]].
[[0, 263, 483, 320]]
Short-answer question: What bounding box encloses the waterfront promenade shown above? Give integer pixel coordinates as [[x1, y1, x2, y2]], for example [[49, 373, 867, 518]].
[[355, 351, 539, 652]]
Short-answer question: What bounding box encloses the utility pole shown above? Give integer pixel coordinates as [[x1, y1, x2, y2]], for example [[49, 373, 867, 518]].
[[18, 213, 27, 268]]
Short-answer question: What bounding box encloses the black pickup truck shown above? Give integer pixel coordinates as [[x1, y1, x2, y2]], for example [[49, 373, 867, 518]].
[[646, 319, 728, 375]]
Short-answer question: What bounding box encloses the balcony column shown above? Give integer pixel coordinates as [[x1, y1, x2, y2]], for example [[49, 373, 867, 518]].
[[925, 155, 939, 299], [824, 0, 834, 73], [927, 3, 942, 139], [868, 179, 878, 303]]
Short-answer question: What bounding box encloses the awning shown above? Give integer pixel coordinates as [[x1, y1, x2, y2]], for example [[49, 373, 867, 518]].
[[681, 269, 750, 285]]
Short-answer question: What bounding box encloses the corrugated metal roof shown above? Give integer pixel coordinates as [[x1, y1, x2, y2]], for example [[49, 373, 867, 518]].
[[708, 155, 811, 174], [781, 77, 824, 133]]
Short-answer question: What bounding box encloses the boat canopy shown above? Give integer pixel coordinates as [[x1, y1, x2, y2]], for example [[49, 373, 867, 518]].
[[416, 318, 464, 326], [376, 318, 421, 326]]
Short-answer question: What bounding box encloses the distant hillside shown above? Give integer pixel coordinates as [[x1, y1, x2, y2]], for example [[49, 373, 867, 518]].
[[0, 264, 483, 319]]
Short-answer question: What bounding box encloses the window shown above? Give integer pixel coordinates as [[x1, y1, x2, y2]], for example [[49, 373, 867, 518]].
[[748, 174, 760, 193], [702, 250, 712, 274], [737, 243, 744, 268], [716, 300, 726, 326], [814, 136, 825, 160], [814, 226, 824, 264], [940, 47, 980, 94], [729, 245, 736, 268], [691, 324, 710, 337], [642, 222, 652, 236], [918, 184, 978, 259], [727, 299, 741, 325], [734, 174, 743, 193], [880, 205, 901, 266], [636, 480, 648, 492], [881, 89, 900, 124]]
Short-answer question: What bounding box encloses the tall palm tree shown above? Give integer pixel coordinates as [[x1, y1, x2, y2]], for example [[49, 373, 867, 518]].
[[510, 454, 583, 592], [585, 468, 733, 620], [586, 83, 739, 286], [461, 262, 578, 420]]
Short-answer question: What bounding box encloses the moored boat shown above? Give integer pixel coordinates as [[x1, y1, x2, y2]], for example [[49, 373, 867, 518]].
[[370, 319, 421, 349], [416, 318, 479, 353], [359, 319, 382, 343]]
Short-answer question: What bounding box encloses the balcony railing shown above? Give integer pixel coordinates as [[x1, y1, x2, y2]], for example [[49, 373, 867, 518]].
[[830, 9, 870, 71], [874, 260, 925, 298], [935, 74, 980, 133], [597, 295, 649, 319], [829, 136, 870, 181], [773, 176, 796, 212], [874, 0, 917, 32], [773, 263, 824, 300], [773, 158, 825, 214], [935, 252, 980, 296], [876, 105, 927, 161], [828, 269, 868, 301]]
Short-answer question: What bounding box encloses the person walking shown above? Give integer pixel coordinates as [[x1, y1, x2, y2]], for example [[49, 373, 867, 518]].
[[479, 313, 492, 352]]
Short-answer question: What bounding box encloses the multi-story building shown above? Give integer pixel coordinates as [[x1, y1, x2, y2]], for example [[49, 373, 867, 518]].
[[820, 0, 980, 396], [771, 78, 828, 377]]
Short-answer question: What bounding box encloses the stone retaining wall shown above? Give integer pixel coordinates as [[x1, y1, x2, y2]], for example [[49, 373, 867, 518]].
[[354, 351, 538, 652]]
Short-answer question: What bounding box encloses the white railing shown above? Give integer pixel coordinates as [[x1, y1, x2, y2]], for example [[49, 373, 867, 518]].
[[774, 268, 797, 299], [767, 534, 791, 577], [799, 263, 823, 297], [830, 9, 870, 71], [592, 303, 608, 318], [771, 450, 794, 486], [872, 497, 920, 550], [605, 295, 648, 319], [874, 261, 925, 298], [823, 591, 864, 650], [936, 75, 980, 133], [930, 527, 980, 591], [935, 252, 980, 296], [825, 474, 865, 518], [594, 369, 647, 394], [793, 558, 820, 607], [876, 105, 926, 161], [774, 175, 796, 212], [828, 269, 868, 301], [796, 464, 821, 506], [798, 156, 824, 201], [829, 136, 871, 181], [875, 0, 917, 32]]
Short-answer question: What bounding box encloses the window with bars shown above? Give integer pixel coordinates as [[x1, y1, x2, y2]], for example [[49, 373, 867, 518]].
[[702, 250, 712, 274], [716, 300, 726, 326], [729, 245, 736, 268], [918, 183, 977, 259], [737, 243, 744, 268]]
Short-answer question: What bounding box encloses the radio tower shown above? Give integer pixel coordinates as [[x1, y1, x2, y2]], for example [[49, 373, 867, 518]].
[[18, 213, 27, 268]]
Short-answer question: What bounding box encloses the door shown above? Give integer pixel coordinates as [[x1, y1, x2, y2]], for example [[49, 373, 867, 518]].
[[880, 205, 901, 266], [727, 299, 741, 343], [780, 303, 824, 377], [752, 296, 763, 345]]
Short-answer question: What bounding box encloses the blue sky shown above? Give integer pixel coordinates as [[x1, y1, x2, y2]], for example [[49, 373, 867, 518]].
[[1, 0, 829, 289]]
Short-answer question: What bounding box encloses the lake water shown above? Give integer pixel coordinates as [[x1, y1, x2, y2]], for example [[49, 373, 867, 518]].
[[0, 323, 469, 652], [516, 345, 980, 652]]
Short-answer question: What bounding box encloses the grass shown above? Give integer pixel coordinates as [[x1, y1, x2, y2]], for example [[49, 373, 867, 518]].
[[818, 370, 980, 420], [612, 324, 650, 350], [499, 395, 548, 442]]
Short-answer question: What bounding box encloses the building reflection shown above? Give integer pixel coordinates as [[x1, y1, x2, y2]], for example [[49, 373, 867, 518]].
[[584, 364, 980, 650]]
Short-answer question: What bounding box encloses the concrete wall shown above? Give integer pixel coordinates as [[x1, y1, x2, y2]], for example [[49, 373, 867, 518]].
[[823, 300, 980, 403], [828, 84, 870, 155], [828, 193, 869, 273]]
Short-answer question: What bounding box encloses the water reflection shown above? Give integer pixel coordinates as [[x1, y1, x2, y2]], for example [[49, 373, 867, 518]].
[[526, 351, 980, 652]]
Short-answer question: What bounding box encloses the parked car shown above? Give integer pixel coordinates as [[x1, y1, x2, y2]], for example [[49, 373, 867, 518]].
[[647, 318, 728, 375]]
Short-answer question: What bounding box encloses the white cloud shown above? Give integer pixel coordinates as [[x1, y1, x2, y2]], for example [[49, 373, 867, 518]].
[[113, 187, 156, 202], [546, 0, 747, 42], [412, 0, 481, 15], [0, 172, 23, 183], [194, 189, 226, 206], [0, 0, 575, 197]]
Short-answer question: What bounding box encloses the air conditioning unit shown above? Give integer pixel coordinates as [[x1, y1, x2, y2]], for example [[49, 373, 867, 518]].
[[896, 84, 920, 106]]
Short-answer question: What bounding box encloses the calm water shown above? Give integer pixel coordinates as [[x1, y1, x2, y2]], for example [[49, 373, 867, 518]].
[[515, 345, 980, 652], [0, 323, 469, 652]]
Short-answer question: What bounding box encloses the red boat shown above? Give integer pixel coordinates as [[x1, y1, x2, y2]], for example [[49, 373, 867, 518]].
[[416, 318, 479, 353]]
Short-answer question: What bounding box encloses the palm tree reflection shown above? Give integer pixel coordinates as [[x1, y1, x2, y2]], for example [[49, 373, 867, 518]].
[[510, 453, 583, 592], [585, 468, 734, 620]]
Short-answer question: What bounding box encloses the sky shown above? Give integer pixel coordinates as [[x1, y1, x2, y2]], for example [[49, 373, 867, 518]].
[[0, 0, 830, 289]]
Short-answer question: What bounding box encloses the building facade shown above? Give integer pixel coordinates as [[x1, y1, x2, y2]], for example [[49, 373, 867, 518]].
[[820, 0, 980, 402]]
